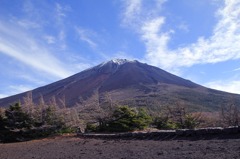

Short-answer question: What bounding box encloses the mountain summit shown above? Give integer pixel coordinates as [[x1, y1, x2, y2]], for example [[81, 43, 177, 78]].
[[86, 59, 138, 74], [102, 59, 136, 66], [0, 59, 239, 111]]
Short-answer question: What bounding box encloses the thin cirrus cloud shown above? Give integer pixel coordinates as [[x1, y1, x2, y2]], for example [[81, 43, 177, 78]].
[[55, 3, 71, 50], [43, 35, 56, 44], [17, 19, 40, 29], [0, 85, 35, 99], [9, 85, 34, 95], [0, 21, 72, 79], [75, 27, 98, 49]]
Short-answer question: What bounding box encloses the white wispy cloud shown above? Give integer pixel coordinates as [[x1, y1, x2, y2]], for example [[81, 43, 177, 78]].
[[0, 1, 79, 83], [58, 30, 67, 50], [233, 68, 240, 72], [75, 27, 98, 48], [145, 0, 240, 70], [0, 1, 100, 97], [9, 85, 34, 94], [55, 3, 71, 22], [54, 3, 71, 50], [17, 19, 40, 29], [43, 35, 56, 44], [141, 17, 175, 69], [21, 0, 46, 28], [0, 21, 72, 78], [121, 0, 240, 72], [177, 23, 189, 32], [0, 94, 8, 99], [122, 0, 142, 26], [18, 74, 47, 85], [0, 84, 35, 99], [205, 80, 240, 94], [121, 0, 166, 28]]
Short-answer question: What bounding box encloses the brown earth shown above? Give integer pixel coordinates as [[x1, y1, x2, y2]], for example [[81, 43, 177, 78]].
[[0, 135, 240, 159]]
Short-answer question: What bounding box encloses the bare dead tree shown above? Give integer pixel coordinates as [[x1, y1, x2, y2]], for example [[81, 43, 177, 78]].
[[22, 92, 36, 120], [163, 101, 203, 129], [167, 102, 186, 128], [0, 107, 5, 118], [37, 94, 46, 123], [75, 91, 117, 129], [221, 102, 239, 127], [59, 95, 66, 109], [49, 96, 59, 111]]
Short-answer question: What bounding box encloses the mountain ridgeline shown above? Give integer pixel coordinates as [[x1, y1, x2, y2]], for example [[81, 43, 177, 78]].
[[1, 59, 240, 111]]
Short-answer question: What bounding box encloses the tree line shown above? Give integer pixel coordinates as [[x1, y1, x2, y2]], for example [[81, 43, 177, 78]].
[[0, 102, 77, 143], [0, 95, 239, 142]]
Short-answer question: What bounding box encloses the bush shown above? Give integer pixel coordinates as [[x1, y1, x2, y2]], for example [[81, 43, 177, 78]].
[[0, 102, 75, 143], [5, 103, 34, 130], [107, 106, 136, 132], [86, 123, 98, 132], [96, 106, 152, 132], [153, 117, 177, 129], [57, 126, 76, 134], [183, 114, 200, 129], [153, 105, 202, 130], [132, 108, 152, 130]]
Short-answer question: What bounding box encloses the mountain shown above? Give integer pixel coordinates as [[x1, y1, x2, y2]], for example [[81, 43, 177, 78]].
[[1, 59, 240, 111]]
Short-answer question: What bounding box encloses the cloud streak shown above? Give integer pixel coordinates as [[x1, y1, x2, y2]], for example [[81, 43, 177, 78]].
[[0, 94, 8, 99], [75, 27, 98, 48], [0, 21, 72, 78], [0, 84, 34, 99], [122, 0, 142, 26], [205, 80, 240, 94]]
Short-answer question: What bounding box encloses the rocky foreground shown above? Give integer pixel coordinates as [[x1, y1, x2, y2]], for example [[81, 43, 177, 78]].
[[0, 134, 240, 159]]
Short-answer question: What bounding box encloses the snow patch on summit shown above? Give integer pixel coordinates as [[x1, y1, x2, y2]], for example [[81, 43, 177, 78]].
[[83, 59, 137, 73], [99, 59, 136, 67], [111, 59, 134, 65]]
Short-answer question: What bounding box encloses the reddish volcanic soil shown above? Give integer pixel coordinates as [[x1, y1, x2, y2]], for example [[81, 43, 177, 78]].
[[0, 135, 240, 159]]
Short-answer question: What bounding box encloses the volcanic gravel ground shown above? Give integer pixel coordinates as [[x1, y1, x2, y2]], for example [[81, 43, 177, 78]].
[[0, 135, 240, 159]]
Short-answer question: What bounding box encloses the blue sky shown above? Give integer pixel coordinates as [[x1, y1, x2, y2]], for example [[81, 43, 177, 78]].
[[0, 0, 240, 98]]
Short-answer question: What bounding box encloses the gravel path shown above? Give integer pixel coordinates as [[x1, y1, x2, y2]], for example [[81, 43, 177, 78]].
[[0, 135, 240, 159]]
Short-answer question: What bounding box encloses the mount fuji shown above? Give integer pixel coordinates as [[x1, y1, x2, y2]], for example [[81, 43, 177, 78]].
[[0, 59, 239, 111]]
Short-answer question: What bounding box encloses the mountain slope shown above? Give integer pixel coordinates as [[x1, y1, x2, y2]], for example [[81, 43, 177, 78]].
[[0, 59, 240, 111]]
